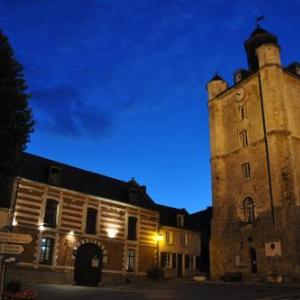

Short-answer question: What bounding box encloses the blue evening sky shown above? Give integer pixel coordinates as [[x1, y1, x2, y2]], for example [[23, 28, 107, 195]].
[[1, 0, 300, 212]]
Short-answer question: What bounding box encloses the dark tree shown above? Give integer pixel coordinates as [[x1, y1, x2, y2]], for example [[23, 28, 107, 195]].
[[0, 30, 34, 177]]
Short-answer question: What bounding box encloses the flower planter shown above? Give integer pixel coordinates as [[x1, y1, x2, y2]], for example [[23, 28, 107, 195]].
[[3, 289, 37, 300]]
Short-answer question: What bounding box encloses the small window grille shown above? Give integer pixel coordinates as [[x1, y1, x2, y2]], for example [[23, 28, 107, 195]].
[[242, 162, 251, 178], [239, 130, 248, 148]]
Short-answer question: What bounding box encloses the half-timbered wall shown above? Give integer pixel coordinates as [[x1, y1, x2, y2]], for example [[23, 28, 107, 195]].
[[12, 177, 159, 282]]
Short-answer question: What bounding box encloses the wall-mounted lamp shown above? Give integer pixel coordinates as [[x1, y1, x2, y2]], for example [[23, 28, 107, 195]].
[[12, 218, 18, 226], [39, 225, 45, 232], [154, 233, 163, 242], [106, 228, 118, 238]]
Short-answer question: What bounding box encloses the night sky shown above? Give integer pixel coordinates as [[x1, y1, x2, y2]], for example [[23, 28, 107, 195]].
[[1, 0, 300, 212]]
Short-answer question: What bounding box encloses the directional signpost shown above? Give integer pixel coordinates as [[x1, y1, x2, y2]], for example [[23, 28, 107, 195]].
[[0, 232, 32, 297], [0, 232, 32, 244], [0, 244, 24, 255]]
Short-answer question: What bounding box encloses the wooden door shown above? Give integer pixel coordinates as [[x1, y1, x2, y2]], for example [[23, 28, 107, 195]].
[[74, 243, 103, 286]]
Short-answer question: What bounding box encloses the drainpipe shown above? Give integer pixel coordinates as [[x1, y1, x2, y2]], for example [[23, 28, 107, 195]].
[[257, 70, 276, 227]]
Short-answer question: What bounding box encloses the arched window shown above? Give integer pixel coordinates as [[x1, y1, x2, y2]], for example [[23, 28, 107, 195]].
[[244, 197, 255, 224]]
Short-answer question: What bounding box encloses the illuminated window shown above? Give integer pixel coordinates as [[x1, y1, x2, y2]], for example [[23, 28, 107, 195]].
[[85, 208, 97, 235], [165, 231, 173, 244], [242, 162, 251, 178], [244, 197, 255, 224], [39, 238, 54, 265], [181, 233, 188, 247], [44, 199, 58, 228], [240, 130, 248, 148], [161, 252, 172, 268], [126, 249, 135, 272], [127, 216, 137, 240]]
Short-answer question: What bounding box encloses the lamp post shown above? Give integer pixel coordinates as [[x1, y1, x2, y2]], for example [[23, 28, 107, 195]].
[[155, 232, 163, 267]]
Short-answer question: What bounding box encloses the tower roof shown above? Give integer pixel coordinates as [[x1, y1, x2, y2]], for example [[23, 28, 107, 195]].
[[244, 26, 279, 71], [207, 73, 225, 83]]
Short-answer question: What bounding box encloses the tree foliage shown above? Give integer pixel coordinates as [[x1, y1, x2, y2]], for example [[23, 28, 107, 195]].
[[0, 30, 34, 176]]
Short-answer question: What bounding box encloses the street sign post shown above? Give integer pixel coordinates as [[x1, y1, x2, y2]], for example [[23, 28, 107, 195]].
[[0, 232, 32, 244], [0, 244, 24, 255]]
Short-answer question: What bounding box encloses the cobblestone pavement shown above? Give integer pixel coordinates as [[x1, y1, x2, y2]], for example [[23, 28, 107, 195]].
[[24, 279, 300, 300]]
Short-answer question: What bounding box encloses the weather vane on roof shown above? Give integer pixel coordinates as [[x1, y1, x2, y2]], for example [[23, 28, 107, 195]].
[[256, 15, 265, 28]]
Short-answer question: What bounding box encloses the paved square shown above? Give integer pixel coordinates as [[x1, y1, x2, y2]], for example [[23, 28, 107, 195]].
[[24, 279, 300, 300]]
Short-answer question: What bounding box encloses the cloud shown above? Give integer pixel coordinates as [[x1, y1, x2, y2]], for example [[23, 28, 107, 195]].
[[30, 85, 114, 137]]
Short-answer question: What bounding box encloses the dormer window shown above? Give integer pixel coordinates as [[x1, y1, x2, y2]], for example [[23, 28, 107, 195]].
[[235, 72, 242, 83], [177, 214, 184, 227], [49, 166, 61, 185], [128, 188, 137, 204]]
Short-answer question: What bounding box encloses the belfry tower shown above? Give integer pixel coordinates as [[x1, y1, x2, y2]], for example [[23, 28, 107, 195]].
[[207, 27, 300, 281]]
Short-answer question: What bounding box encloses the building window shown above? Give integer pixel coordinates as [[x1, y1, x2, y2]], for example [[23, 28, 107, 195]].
[[181, 233, 188, 247], [239, 130, 248, 148], [48, 166, 61, 185], [242, 162, 251, 178], [85, 208, 97, 235], [126, 249, 135, 272], [177, 215, 184, 227], [44, 199, 58, 228], [127, 216, 137, 240], [185, 255, 190, 269], [244, 197, 255, 224], [239, 106, 246, 120], [165, 231, 173, 244], [161, 252, 172, 268], [39, 237, 54, 265], [235, 72, 242, 83], [172, 253, 177, 268], [128, 188, 137, 204]]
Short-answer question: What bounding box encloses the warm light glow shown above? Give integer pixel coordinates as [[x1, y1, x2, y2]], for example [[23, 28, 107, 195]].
[[154, 233, 163, 242], [69, 230, 74, 235], [12, 218, 18, 226], [106, 228, 118, 238], [39, 225, 45, 232]]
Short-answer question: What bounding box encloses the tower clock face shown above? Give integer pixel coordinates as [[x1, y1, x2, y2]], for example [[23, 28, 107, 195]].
[[234, 88, 245, 102]]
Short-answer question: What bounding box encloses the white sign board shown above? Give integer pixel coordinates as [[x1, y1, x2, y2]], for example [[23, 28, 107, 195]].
[[265, 241, 282, 257], [0, 244, 24, 255], [0, 232, 32, 244]]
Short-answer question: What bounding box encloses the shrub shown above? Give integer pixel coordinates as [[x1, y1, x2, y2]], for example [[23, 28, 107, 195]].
[[146, 265, 164, 281]]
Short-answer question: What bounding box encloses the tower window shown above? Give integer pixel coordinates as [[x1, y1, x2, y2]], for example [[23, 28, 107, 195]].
[[244, 197, 255, 224], [239, 130, 248, 148], [85, 208, 97, 235], [44, 199, 58, 228], [242, 162, 251, 178], [235, 73, 242, 83], [239, 106, 246, 120]]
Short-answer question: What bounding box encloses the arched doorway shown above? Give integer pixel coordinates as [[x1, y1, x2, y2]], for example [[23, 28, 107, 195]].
[[74, 243, 103, 286], [249, 247, 257, 273]]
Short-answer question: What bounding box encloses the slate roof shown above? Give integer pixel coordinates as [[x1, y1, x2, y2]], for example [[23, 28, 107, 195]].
[[156, 203, 199, 231], [19, 153, 157, 211]]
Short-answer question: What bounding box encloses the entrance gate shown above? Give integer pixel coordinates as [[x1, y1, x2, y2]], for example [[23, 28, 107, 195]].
[[74, 243, 103, 286]]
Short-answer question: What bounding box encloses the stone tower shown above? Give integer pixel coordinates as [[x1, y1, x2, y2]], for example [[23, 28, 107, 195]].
[[207, 27, 300, 281]]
